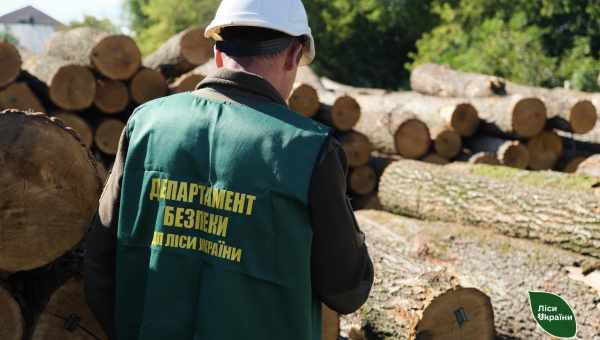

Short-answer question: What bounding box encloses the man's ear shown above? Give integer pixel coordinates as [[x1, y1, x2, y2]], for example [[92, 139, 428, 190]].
[[215, 49, 224, 68], [284, 42, 303, 71]]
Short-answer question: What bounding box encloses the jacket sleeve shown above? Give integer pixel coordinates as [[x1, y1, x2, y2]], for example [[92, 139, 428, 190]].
[[309, 137, 374, 315], [84, 128, 128, 340]]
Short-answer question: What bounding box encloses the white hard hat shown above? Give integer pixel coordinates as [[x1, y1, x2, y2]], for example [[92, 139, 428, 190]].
[[205, 0, 315, 65]]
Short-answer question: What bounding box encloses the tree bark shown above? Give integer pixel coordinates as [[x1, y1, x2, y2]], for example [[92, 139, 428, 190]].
[[129, 68, 169, 105], [94, 118, 125, 156], [23, 54, 96, 111], [469, 95, 547, 139], [94, 78, 129, 114], [288, 83, 320, 118], [410, 63, 506, 98], [31, 277, 108, 340], [338, 131, 372, 168], [320, 77, 387, 96], [464, 135, 529, 169], [45, 27, 141, 80], [0, 82, 45, 113], [348, 165, 378, 195], [0, 284, 24, 340], [144, 27, 213, 79], [355, 211, 495, 340], [527, 130, 563, 170], [0, 111, 102, 272], [506, 83, 598, 134], [378, 160, 600, 257], [0, 41, 22, 88], [575, 154, 600, 177], [317, 93, 361, 131], [54, 112, 94, 149], [356, 210, 600, 340]]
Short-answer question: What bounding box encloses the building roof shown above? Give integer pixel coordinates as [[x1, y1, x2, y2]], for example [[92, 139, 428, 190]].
[[0, 6, 63, 27]]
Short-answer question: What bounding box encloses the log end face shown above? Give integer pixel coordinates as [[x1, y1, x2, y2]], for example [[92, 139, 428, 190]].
[[527, 130, 563, 170], [0, 41, 21, 88], [512, 97, 547, 138], [0, 82, 45, 113], [498, 141, 529, 169], [130, 68, 169, 105], [394, 119, 431, 159], [0, 287, 23, 340], [433, 129, 462, 159], [332, 95, 361, 131], [170, 74, 205, 93], [416, 287, 495, 340], [563, 156, 587, 173], [422, 153, 450, 165], [340, 131, 372, 168], [92, 35, 142, 80], [54, 112, 94, 148], [469, 152, 500, 165], [569, 100, 597, 134], [95, 79, 130, 114], [288, 83, 320, 118], [95, 118, 125, 156], [448, 103, 479, 137], [181, 27, 213, 66], [349, 165, 377, 195], [49, 65, 96, 111]]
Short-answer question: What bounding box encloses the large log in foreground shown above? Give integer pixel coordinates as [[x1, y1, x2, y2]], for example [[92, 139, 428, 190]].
[[46, 27, 141, 80], [23, 55, 96, 111], [0, 285, 24, 340], [31, 277, 108, 340], [356, 211, 495, 340], [411, 63, 506, 97], [470, 95, 547, 138], [0, 41, 22, 87], [0, 110, 102, 271], [378, 160, 600, 257], [356, 210, 600, 339], [144, 27, 213, 78]]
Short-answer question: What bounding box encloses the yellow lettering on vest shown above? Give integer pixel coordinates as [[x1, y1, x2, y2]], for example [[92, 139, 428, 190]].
[[166, 180, 178, 200], [187, 236, 197, 250], [245, 195, 256, 215], [151, 232, 164, 246], [174, 207, 184, 228], [224, 191, 234, 212], [197, 184, 206, 205], [178, 235, 188, 248], [212, 188, 226, 210], [184, 209, 194, 229], [210, 240, 219, 256], [204, 188, 213, 208], [165, 233, 178, 247], [149, 178, 161, 201], [188, 183, 199, 203], [233, 192, 245, 214], [163, 206, 175, 226], [208, 214, 219, 234], [215, 216, 228, 237], [159, 179, 168, 199], [221, 244, 232, 259], [230, 247, 242, 262], [176, 182, 188, 202]]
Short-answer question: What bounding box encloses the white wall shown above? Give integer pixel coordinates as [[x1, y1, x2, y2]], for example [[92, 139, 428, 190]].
[[0, 23, 56, 53]]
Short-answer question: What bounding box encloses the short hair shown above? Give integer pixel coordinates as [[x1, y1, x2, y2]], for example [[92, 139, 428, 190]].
[[217, 26, 305, 61]]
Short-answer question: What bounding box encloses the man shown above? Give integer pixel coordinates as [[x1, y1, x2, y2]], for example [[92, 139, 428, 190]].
[[84, 0, 373, 339]]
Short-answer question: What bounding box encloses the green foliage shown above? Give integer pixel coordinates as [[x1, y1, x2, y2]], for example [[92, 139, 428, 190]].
[[0, 30, 19, 46], [125, 0, 219, 55], [411, 0, 600, 91], [305, 0, 439, 89], [65, 15, 120, 33]]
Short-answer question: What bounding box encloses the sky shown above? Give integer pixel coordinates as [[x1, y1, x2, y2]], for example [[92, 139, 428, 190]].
[[1, 0, 126, 27]]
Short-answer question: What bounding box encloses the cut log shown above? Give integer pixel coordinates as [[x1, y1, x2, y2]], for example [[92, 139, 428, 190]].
[[562, 156, 587, 173], [527, 130, 563, 170], [348, 165, 377, 195], [506, 83, 597, 134], [0, 82, 45, 112], [0, 41, 22, 88], [169, 73, 205, 93], [320, 77, 387, 96], [0, 285, 24, 340], [338, 131, 372, 168], [378, 160, 600, 257], [288, 83, 320, 118], [464, 135, 529, 169], [45, 27, 141, 80], [317, 93, 361, 131], [54, 112, 94, 149], [356, 210, 600, 339], [322, 305, 340, 340], [457, 151, 501, 165], [421, 153, 450, 165], [95, 118, 125, 156], [130, 68, 168, 105], [0, 110, 102, 271], [144, 27, 213, 78], [356, 210, 495, 340], [384, 92, 480, 137], [31, 277, 108, 340], [351, 192, 382, 211], [470, 95, 547, 138], [410, 63, 505, 97], [576, 154, 600, 177], [94, 78, 129, 114], [23, 54, 96, 111]]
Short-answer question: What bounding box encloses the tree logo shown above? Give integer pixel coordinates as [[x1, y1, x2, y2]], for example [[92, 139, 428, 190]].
[[529, 291, 577, 338]]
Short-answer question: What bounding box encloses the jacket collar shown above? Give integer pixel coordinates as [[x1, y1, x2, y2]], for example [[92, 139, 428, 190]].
[[196, 68, 287, 106]]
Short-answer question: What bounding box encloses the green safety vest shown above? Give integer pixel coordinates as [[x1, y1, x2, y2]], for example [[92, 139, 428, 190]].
[[115, 92, 330, 340]]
